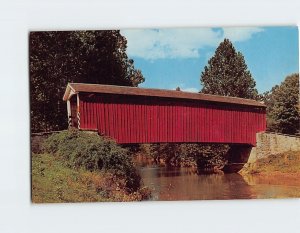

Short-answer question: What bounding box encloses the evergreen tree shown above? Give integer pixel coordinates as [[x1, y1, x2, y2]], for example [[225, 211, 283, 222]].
[[30, 30, 144, 132], [200, 38, 258, 99], [263, 73, 299, 135]]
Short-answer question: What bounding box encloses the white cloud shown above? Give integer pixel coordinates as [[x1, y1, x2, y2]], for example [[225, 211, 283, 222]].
[[181, 87, 199, 93], [222, 27, 264, 42], [169, 83, 199, 93], [121, 27, 264, 60], [121, 28, 221, 60]]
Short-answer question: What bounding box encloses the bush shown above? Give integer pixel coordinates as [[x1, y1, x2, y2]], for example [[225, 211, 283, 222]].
[[43, 129, 141, 191]]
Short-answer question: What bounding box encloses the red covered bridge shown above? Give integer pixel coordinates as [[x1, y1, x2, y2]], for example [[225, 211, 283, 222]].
[[63, 83, 266, 146]]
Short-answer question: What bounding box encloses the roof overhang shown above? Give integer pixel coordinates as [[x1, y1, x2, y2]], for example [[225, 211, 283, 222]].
[[63, 83, 266, 108], [63, 83, 77, 101]]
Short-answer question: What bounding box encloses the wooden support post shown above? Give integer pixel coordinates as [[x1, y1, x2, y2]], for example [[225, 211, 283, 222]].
[[77, 93, 80, 129], [67, 100, 72, 127]]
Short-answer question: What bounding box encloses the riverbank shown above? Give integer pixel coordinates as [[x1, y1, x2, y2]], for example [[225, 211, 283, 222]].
[[32, 153, 151, 203], [240, 150, 300, 178]]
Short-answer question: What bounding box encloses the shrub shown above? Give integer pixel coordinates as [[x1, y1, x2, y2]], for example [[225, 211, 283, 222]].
[[43, 129, 141, 191]]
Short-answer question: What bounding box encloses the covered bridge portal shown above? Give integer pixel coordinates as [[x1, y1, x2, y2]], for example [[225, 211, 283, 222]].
[[63, 83, 266, 146]]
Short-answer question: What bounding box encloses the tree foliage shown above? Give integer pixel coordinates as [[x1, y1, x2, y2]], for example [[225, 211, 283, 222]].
[[262, 73, 299, 135], [139, 143, 229, 169], [200, 38, 258, 99], [30, 30, 144, 132]]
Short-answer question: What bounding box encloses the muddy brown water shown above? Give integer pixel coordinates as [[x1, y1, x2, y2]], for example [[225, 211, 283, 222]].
[[137, 164, 300, 201]]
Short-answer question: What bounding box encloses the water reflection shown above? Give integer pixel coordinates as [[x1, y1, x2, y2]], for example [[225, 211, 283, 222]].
[[138, 165, 300, 200]]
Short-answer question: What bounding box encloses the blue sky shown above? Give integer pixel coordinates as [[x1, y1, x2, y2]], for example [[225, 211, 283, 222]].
[[121, 26, 299, 93]]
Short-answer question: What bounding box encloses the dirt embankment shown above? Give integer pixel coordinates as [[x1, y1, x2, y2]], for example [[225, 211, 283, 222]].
[[240, 150, 300, 179]]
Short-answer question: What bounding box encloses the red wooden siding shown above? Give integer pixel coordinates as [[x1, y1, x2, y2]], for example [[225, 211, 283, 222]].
[[79, 94, 266, 146]]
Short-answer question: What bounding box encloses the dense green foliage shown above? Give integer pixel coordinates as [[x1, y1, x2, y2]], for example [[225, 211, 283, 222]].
[[32, 153, 150, 203], [139, 143, 229, 169], [180, 144, 229, 170], [30, 30, 144, 132], [43, 130, 141, 191], [262, 73, 299, 135], [200, 38, 258, 99]]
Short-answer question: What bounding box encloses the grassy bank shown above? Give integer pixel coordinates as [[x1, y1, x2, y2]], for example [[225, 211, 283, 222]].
[[241, 151, 300, 175], [31, 130, 151, 203], [32, 153, 150, 203]]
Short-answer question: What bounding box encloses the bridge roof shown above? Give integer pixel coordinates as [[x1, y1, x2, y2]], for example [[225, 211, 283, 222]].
[[63, 83, 266, 108]]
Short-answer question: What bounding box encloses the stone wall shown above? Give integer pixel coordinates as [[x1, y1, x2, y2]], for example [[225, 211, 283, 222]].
[[248, 132, 300, 163]]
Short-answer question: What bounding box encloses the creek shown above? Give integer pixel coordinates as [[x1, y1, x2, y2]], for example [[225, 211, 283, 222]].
[[137, 163, 300, 200]]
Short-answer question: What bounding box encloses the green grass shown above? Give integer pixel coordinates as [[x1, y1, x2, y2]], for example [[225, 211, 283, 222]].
[[32, 153, 150, 203]]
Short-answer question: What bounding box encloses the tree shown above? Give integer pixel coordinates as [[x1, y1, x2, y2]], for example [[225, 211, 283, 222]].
[[200, 38, 258, 99], [263, 73, 299, 135], [30, 30, 144, 132]]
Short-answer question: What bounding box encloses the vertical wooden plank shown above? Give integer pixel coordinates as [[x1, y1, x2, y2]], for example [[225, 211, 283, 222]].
[[149, 103, 152, 143], [192, 105, 196, 142], [131, 102, 136, 143], [80, 101, 84, 129], [171, 104, 175, 142], [99, 100, 104, 135], [92, 101, 96, 129], [141, 102, 144, 143], [179, 104, 183, 142], [117, 102, 121, 143], [139, 102, 142, 143], [190, 105, 193, 142], [148, 102, 151, 143], [140, 102, 143, 143], [182, 104, 186, 142], [158, 104, 162, 142], [167, 103, 170, 142], [146, 102, 149, 143], [121, 101, 125, 143], [176, 104, 179, 142], [167, 104, 170, 142], [153, 103, 157, 143], [212, 107, 216, 143], [237, 108, 241, 143], [173, 104, 176, 142], [133, 103, 137, 143], [85, 101, 88, 129], [95, 102, 98, 132], [135, 103, 139, 143], [127, 103, 131, 144], [107, 101, 112, 138], [86, 101, 90, 129], [198, 104, 202, 142], [105, 99, 110, 137], [110, 101, 115, 139], [206, 106, 210, 143], [144, 102, 146, 143], [99, 102, 102, 133], [115, 102, 120, 143], [162, 103, 165, 142], [90, 101, 93, 129], [195, 104, 199, 142], [125, 102, 129, 144], [231, 108, 234, 143]]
